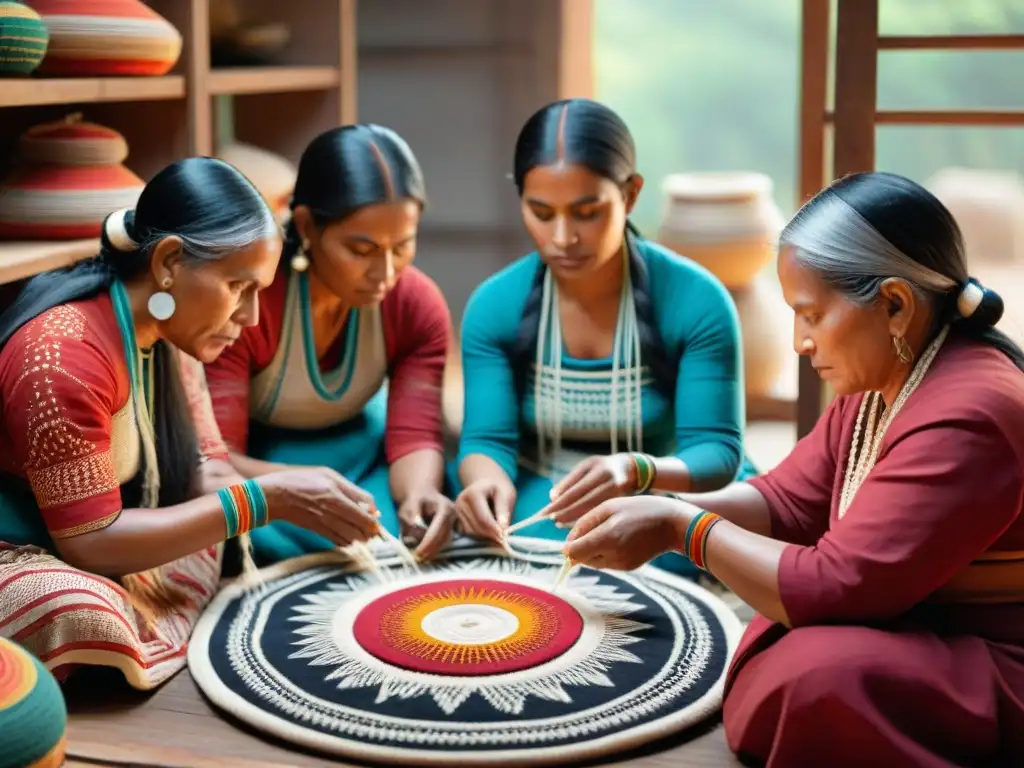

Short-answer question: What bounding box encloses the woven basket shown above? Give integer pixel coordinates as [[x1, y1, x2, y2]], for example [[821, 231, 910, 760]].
[[0, 1, 49, 76], [0, 114, 145, 240], [32, 0, 181, 76]]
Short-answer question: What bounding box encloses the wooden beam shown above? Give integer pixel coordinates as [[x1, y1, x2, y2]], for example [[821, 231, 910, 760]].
[[339, 0, 357, 123], [832, 0, 878, 175], [183, 0, 212, 156], [824, 109, 1024, 126], [878, 34, 1024, 50], [796, 0, 879, 439], [875, 109, 1024, 126], [798, 0, 831, 205], [556, 0, 594, 99]]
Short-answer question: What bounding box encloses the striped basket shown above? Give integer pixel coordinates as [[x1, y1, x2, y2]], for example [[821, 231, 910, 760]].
[[0, 1, 49, 75], [0, 114, 145, 240], [31, 0, 182, 76], [0, 637, 67, 768]]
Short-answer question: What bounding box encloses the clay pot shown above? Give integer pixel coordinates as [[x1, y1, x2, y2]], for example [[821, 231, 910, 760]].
[[658, 171, 784, 290], [731, 278, 790, 400]]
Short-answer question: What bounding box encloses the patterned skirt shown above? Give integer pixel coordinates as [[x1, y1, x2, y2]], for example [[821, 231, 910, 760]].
[[0, 542, 223, 690]]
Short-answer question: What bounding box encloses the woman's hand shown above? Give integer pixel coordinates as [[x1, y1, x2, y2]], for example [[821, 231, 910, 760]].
[[258, 467, 380, 547], [454, 478, 516, 542], [563, 496, 689, 571], [398, 490, 457, 561], [542, 454, 638, 526]]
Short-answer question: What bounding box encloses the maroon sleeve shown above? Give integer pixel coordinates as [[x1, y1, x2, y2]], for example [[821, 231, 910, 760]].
[[778, 400, 1024, 627], [745, 397, 849, 546], [204, 272, 285, 452], [381, 267, 451, 463]]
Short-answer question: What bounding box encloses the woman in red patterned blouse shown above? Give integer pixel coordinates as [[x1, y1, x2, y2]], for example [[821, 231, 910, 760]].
[[0, 157, 379, 689], [205, 125, 455, 565]]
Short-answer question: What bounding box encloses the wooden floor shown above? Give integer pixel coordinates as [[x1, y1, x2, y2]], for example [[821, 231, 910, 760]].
[[62, 666, 741, 767]]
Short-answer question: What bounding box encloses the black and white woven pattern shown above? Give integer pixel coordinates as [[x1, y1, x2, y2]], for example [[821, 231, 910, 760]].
[[188, 539, 743, 765]]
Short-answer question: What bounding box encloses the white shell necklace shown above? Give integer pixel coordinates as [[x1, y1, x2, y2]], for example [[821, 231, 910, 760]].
[[838, 324, 949, 518], [533, 247, 644, 468]]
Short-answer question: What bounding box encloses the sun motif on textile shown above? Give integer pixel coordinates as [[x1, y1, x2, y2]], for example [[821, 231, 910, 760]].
[[288, 558, 650, 715], [188, 542, 744, 764], [353, 579, 584, 675]]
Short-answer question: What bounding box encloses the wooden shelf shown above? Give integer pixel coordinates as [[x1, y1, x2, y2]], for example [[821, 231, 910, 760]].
[[208, 67, 341, 95], [0, 239, 98, 286], [0, 0, 357, 281], [359, 44, 533, 62], [0, 77, 185, 108]]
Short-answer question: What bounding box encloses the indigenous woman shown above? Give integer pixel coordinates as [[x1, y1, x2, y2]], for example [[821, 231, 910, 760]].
[[563, 171, 1024, 767], [205, 125, 454, 565], [454, 98, 756, 577], [0, 157, 381, 689]]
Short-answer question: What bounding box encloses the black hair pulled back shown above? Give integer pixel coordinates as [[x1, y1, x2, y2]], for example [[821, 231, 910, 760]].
[[0, 156, 277, 507], [282, 123, 426, 266], [509, 98, 673, 396]]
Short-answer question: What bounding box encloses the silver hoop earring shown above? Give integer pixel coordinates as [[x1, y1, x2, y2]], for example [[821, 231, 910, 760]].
[[892, 335, 914, 365]]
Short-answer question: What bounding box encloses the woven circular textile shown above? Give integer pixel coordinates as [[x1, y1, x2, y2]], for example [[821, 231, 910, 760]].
[[189, 540, 744, 765]]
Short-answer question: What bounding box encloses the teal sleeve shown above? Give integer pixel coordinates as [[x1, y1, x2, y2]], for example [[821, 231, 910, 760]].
[[653, 247, 745, 491], [455, 271, 527, 484]]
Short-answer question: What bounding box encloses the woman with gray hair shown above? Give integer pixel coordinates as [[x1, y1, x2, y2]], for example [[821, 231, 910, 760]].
[[0, 157, 380, 690], [559, 171, 1024, 766]]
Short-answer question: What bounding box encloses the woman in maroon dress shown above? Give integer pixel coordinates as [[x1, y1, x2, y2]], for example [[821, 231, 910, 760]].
[[560, 171, 1024, 767]]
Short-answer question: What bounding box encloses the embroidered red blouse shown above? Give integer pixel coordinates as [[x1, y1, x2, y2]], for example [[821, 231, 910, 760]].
[[0, 293, 230, 539], [204, 265, 451, 463]]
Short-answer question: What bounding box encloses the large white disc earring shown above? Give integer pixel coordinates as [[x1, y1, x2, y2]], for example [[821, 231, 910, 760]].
[[148, 280, 176, 321]]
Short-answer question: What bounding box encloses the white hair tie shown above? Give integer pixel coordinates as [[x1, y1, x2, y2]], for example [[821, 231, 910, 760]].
[[957, 280, 985, 319], [105, 208, 137, 252]]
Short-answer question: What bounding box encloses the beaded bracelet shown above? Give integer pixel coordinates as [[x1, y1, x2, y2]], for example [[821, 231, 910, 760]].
[[629, 452, 657, 494], [683, 509, 723, 571], [217, 478, 269, 539]]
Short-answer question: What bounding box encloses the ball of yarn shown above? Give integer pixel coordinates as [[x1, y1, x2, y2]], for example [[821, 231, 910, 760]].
[[0, 1, 49, 76], [0, 637, 67, 768]]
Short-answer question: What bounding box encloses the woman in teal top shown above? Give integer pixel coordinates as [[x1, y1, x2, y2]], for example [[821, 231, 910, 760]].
[[453, 98, 756, 577]]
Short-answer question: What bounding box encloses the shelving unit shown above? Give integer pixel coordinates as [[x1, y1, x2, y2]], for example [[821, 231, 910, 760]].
[[0, 0, 356, 286], [0, 0, 593, 318]]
